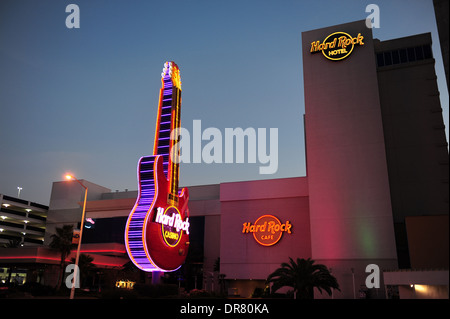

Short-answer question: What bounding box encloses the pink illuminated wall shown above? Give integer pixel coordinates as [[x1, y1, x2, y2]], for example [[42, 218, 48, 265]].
[[302, 21, 398, 297], [219, 177, 311, 280]]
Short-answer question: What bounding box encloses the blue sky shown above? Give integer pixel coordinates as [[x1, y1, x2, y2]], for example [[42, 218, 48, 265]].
[[0, 0, 448, 205]]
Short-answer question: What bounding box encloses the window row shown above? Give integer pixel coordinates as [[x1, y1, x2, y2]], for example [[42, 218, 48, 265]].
[[376, 44, 432, 67]]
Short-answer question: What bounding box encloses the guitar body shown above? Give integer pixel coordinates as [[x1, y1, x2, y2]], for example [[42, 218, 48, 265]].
[[125, 155, 189, 271], [125, 61, 189, 272]]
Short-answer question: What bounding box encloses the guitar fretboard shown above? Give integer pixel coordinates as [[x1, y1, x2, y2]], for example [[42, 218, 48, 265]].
[[153, 62, 182, 204]]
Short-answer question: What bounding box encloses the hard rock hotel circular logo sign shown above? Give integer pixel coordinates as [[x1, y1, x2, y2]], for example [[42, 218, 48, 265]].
[[242, 215, 292, 246], [310, 32, 364, 61]]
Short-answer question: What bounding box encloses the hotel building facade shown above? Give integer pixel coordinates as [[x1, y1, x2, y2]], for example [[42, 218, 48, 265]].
[[0, 20, 448, 298]]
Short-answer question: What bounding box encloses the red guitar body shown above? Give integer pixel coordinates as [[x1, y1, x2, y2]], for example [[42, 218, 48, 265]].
[[144, 155, 189, 271]]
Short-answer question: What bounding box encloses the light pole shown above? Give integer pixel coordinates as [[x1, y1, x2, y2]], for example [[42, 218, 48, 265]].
[[17, 187, 22, 198], [65, 174, 88, 300]]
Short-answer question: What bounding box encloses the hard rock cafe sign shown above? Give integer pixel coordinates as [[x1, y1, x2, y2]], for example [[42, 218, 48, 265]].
[[242, 215, 292, 246]]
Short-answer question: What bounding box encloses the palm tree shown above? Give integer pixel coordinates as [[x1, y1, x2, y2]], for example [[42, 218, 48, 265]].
[[2, 238, 22, 248], [49, 224, 74, 290], [266, 257, 340, 299]]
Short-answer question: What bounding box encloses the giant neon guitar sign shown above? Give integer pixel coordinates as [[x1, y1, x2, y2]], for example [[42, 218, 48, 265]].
[[125, 61, 190, 272]]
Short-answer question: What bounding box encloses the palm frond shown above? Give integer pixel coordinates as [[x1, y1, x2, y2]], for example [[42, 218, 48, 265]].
[[266, 257, 340, 299]]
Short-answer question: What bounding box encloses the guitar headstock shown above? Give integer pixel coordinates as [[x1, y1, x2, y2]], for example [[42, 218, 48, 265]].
[[161, 61, 181, 90]]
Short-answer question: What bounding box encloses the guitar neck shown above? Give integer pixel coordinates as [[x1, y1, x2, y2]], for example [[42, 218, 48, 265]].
[[153, 62, 182, 205]]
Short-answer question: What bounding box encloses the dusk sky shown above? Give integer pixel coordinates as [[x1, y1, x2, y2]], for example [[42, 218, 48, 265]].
[[0, 0, 448, 205]]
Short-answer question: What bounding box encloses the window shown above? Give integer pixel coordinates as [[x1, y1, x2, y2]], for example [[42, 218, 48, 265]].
[[399, 49, 408, 63], [377, 53, 384, 67], [384, 51, 392, 66], [415, 46, 424, 60], [392, 50, 400, 64], [407, 47, 416, 62]]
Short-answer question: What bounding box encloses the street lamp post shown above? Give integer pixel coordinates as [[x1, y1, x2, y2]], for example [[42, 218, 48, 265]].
[[65, 174, 88, 300]]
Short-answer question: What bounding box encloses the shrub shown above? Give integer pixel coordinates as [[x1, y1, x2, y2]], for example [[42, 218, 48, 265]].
[[18, 282, 55, 296]]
